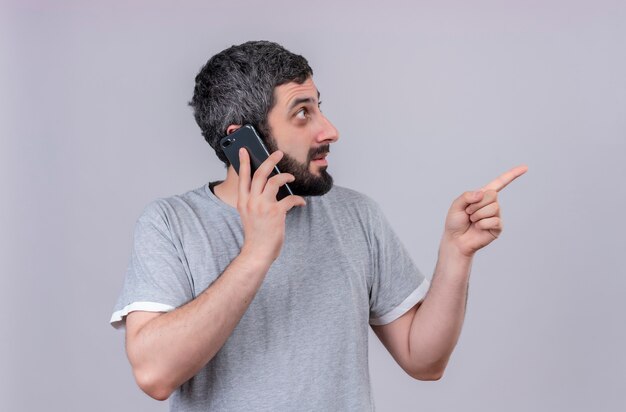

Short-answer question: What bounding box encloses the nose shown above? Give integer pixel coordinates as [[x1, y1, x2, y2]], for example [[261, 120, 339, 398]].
[[315, 114, 340, 144]]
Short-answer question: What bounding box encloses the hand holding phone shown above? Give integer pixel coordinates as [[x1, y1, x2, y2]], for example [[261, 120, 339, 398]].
[[235, 145, 306, 264], [220, 125, 293, 200]]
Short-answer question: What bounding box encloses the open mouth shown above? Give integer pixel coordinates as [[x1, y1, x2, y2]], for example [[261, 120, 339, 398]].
[[312, 153, 328, 166]]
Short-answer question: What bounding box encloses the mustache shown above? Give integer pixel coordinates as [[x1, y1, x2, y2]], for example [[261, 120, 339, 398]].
[[308, 145, 330, 161]]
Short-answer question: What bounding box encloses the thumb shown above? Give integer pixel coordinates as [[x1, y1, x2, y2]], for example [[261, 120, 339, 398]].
[[450, 190, 484, 214]]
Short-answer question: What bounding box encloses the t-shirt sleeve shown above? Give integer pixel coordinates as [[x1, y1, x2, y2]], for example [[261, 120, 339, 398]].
[[367, 200, 431, 325], [110, 200, 194, 329]]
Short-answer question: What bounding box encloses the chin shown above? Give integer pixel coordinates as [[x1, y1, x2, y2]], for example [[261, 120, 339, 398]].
[[289, 170, 334, 197], [310, 165, 328, 175]]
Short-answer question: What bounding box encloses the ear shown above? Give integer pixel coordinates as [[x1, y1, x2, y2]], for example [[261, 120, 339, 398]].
[[226, 124, 242, 135]]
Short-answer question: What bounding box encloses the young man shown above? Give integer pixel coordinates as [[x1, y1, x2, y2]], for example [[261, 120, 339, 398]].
[[110, 41, 527, 410]]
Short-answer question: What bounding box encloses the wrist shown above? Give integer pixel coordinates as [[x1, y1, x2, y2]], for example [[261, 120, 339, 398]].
[[439, 233, 475, 262], [434, 235, 474, 284], [237, 246, 274, 272]]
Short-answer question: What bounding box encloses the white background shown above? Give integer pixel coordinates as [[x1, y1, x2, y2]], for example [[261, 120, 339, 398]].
[[2, 1, 624, 410]]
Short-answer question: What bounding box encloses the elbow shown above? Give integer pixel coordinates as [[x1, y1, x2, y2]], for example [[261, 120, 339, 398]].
[[127, 342, 174, 401], [406, 361, 447, 381], [410, 369, 444, 381], [133, 367, 174, 401]]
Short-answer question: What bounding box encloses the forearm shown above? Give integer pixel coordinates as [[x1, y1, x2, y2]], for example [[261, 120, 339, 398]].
[[408, 234, 473, 377], [128, 250, 271, 397]]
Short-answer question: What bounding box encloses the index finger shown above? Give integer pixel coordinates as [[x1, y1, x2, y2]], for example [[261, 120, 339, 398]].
[[481, 164, 528, 192]]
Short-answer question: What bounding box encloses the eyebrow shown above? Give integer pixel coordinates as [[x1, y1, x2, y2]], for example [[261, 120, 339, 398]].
[[287, 90, 321, 111]]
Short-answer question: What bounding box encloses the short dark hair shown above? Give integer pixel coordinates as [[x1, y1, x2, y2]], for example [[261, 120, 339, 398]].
[[189, 40, 313, 166]]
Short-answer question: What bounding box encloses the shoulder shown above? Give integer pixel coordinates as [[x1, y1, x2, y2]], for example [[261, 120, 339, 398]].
[[136, 184, 211, 227]]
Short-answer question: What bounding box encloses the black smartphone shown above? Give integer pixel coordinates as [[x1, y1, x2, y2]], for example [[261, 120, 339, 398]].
[[219, 124, 294, 201]]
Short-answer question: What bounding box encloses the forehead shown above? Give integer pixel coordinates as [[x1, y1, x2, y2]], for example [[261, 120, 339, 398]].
[[273, 77, 319, 107]]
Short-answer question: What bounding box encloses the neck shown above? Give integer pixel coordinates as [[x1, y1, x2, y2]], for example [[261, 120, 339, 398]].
[[213, 166, 239, 209]]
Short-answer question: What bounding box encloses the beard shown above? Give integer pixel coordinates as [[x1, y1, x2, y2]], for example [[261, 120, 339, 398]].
[[264, 134, 334, 197]]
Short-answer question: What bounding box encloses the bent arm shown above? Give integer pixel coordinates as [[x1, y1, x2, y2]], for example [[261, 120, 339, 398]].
[[125, 251, 271, 401], [124, 149, 306, 401], [373, 180, 522, 379]]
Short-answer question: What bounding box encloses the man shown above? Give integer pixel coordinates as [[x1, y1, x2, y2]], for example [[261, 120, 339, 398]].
[[110, 41, 527, 410]]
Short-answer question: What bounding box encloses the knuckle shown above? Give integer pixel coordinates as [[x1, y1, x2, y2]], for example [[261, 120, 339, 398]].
[[247, 198, 260, 212], [265, 176, 277, 188]]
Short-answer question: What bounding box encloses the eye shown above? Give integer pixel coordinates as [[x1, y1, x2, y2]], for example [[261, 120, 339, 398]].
[[295, 107, 307, 119]]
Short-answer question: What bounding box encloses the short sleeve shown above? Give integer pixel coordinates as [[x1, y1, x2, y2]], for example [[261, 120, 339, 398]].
[[110, 200, 194, 329], [368, 201, 431, 325]]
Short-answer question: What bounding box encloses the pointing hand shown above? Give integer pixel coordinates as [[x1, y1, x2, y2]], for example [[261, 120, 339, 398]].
[[443, 164, 528, 257]]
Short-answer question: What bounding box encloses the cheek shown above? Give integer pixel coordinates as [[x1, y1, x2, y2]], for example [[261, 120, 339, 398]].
[[281, 141, 310, 164]]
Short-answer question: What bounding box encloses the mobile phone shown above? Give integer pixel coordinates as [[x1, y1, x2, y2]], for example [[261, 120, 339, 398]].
[[219, 124, 294, 200]]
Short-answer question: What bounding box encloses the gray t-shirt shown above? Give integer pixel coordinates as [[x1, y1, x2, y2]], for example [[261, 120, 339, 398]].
[[111, 183, 430, 411]]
